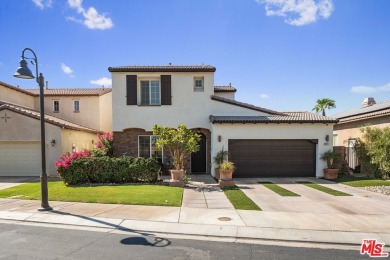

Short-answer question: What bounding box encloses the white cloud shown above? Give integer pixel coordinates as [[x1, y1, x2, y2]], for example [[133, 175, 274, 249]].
[[260, 93, 269, 99], [258, 0, 334, 26], [61, 63, 74, 77], [351, 83, 390, 94], [67, 0, 113, 30], [32, 0, 53, 9], [90, 77, 112, 87]]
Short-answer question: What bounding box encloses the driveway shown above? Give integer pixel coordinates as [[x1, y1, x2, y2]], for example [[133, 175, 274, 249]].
[[235, 177, 390, 215], [0, 177, 39, 190]]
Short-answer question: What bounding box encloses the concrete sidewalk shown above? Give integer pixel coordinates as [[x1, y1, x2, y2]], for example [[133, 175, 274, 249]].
[[0, 176, 389, 247]]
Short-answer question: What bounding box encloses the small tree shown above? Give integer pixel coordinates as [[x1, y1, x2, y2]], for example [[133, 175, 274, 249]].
[[312, 98, 336, 116], [153, 124, 200, 170], [358, 126, 390, 179], [91, 132, 113, 157]]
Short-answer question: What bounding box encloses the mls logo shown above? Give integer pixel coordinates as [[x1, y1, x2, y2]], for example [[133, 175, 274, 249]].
[[360, 239, 389, 257]]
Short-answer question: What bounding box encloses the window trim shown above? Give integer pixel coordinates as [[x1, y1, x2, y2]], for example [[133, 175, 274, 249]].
[[53, 100, 60, 113], [138, 135, 164, 159], [193, 76, 204, 92], [138, 78, 161, 106], [73, 100, 80, 113]]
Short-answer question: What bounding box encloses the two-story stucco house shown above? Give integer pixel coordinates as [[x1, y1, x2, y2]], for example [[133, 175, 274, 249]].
[[108, 65, 338, 178], [0, 81, 112, 177]]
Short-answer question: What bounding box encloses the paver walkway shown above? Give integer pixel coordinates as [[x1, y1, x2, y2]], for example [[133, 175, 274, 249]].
[[182, 174, 234, 209]]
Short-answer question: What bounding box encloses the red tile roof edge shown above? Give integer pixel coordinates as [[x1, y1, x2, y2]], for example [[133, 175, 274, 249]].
[[210, 95, 285, 115], [0, 101, 102, 134]]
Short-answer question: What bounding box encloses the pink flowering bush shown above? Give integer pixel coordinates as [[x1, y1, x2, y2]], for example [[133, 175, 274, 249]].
[[92, 132, 113, 157], [55, 150, 91, 169]]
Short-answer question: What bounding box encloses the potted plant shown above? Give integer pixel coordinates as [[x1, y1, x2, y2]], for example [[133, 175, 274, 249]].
[[153, 124, 200, 181], [320, 150, 341, 179], [219, 161, 235, 180], [213, 149, 228, 179]]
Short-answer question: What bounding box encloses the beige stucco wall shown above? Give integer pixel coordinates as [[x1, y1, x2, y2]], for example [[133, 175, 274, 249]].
[[0, 109, 99, 176], [60, 129, 98, 155], [214, 92, 235, 100], [99, 92, 112, 132], [211, 123, 335, 178], [38, 96, 101, 130], [333, 116, 390, 146], [0, 85, 35, 108], [0, 109, 62, 176], [112, 72, 268, 131]]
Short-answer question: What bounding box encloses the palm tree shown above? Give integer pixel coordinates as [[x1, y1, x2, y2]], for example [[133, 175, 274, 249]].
[[312, 98, 336, 116]]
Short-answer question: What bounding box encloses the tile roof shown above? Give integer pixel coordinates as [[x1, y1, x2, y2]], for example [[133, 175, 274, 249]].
[[336, 108, 390, 124], [0, 101, 101, 134], [108, 65, 216, 72], [211, 95, 284, 115], [209, 112, 339, 124], [0, 81, 111, 97], [333, 100, 390, 119], [0, 81, 35, 96], [214, 86, 237, 93], [25, 88, 112, 96]]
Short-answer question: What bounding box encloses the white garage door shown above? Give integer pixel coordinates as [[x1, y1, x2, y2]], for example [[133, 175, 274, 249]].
[[0, 142, 41, 176]]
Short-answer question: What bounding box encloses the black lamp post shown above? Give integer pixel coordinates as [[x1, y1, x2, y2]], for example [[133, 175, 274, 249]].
[[14, 48, 52, 211]]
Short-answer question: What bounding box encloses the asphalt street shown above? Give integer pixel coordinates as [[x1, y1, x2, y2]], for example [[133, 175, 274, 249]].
[[0, 222, 369, 260]]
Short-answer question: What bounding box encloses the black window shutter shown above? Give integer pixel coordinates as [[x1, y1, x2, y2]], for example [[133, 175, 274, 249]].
[[126, 75, 137, 105], [161, 75, 171, 105]]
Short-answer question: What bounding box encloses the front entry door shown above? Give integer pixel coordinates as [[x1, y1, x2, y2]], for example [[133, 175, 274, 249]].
[[191, 134, 206, 173]]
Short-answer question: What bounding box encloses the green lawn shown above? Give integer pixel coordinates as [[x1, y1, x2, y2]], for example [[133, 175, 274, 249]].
[[0, 181, 183, 206], [297, 181, 352, 196], [222, 186, 261, 211], [329, 175, 390, 187], [258, 182, 300, 196]]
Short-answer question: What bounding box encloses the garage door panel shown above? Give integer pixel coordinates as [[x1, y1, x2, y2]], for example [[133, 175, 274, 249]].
[[0, 142, 40, 176], [229, 139, 316, 178]]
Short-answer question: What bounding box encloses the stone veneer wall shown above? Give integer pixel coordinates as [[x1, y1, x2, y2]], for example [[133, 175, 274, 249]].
[[113, 127, 211, 174]]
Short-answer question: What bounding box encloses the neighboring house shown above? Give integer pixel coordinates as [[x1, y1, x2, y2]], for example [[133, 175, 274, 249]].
[[333, 97, 390, 169], [0, 81, 112, 177], [108, 65, 338, 178]]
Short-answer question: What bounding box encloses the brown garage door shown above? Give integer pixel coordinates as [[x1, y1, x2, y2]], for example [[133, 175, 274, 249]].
[[228, 139, 316, 178]]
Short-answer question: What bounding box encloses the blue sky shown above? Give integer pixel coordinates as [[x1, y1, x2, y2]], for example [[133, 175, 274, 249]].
[[1, 0, 390, 115]]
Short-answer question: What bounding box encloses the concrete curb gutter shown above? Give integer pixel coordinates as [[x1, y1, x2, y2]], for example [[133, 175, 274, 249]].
[[0, 209, 389, 247]]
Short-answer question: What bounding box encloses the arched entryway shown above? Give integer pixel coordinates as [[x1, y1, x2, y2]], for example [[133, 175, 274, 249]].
[[191, 133, 207, 173]]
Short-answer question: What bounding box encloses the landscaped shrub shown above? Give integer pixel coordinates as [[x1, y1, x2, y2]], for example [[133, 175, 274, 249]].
[[91, 132, 113, 157], [57, 156, 159, 185], [354, 126, 390, 179]]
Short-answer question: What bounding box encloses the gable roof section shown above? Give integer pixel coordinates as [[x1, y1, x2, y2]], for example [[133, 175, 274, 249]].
[[0, 101, 101, 134], [333, 100, 390, 124], [108, 65, 216, 72], [25, 88, 112, 96], [0, 81, 112, 97], [214, 86, 237, 93], [211, 95, 284, 115], [0, 81, 35, 96], [209, 112, 339, 124]]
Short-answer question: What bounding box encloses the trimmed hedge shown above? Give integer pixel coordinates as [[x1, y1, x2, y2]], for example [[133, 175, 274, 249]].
[[58, 156, 159, 185]]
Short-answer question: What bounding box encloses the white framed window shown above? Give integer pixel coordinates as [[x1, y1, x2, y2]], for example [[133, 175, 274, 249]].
[[194, 77, 204, 92], [140, 80, 160, 105], [74, 100, 80, 112], [53, 100, 60, 112], [333, 134, 338, 146], [138, 135, 163, 163]]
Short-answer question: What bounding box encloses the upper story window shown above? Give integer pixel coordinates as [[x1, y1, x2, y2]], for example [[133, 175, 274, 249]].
[[138, 135, 163, 163], [194, 77, 204, 92], [74, 100, 80, 112], [140, 80, 160, 105], [53, 100, 60, 112]]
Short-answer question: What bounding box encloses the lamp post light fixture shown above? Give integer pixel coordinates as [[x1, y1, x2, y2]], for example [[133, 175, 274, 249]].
[[14, 48, 52, 211]]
